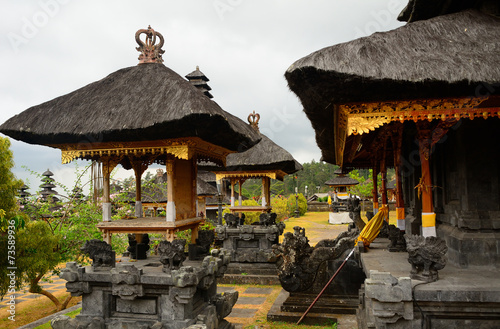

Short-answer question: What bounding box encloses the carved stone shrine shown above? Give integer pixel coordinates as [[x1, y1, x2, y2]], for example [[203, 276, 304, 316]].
[[215, 213, 285, 263], [53, 243, 237, 329]]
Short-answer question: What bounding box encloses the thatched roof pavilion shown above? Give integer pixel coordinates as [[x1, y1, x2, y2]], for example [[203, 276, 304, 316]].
[[0, 26, 260, 244], [285, 2, 500, 325], [324, 169, 359, 200], [210, 111, 303, 214], [285, 0, 500, 241]]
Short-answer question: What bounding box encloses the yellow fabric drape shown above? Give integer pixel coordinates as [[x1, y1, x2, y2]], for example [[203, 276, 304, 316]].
[[327, 195, 332, 205], [355, 206, 388, 248]]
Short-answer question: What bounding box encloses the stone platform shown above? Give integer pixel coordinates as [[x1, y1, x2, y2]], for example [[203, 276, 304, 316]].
[[53, 251, 238, 329], [358, 238, 500, 328]]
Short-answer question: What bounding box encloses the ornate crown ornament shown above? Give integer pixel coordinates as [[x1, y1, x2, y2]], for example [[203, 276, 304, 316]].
[[247, 111, 260, 132], [135, 25, 165, 64]]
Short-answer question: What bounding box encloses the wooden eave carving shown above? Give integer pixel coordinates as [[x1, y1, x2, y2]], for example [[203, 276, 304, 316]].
[[340, 96, 498, 136], [214, 170, 287, 182], [52, 137, 232, 166]]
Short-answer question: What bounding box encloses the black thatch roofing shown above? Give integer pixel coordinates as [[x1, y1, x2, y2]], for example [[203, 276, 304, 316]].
[[197, 177, 218, 196], [324, 176, 359, 187], [224, 134, 302, 175], [285, 9, 500, 164], [398, 0, 500, 22], [0, 63, 259, 152]]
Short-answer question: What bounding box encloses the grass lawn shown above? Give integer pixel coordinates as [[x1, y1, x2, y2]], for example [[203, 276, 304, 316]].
[[0, 292, 81, 329]]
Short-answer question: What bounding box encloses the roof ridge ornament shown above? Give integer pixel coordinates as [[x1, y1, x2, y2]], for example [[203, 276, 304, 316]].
[[135, 25, 165, 64], [247, 111, 260, 132]]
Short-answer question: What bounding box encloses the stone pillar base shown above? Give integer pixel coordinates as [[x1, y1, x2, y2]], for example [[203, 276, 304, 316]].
[[135, 201, 142, 218], [166, 201, 176, 222], [102, 202, 112, 222]]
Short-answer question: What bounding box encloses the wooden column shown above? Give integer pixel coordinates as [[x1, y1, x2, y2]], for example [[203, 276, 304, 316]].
[[190, 157, 198, 244], [416, 121, 435, 237], [101, 157, 118, 243], [266, 177, 271, 209], [372, 163, 379, 214], [132, 160, 147, 218], [165, 158, 176, 223], [392, 125, 405, 231], [231, 179, 235, 207], [261, 177, 267, 207], [238, 178, 243, 206]]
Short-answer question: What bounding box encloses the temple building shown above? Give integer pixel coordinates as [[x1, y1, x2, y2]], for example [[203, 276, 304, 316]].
[[0, 26, 260, 244], [286, 0, 500, 327]]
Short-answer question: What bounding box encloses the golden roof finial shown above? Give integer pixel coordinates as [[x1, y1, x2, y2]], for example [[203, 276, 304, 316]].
[[135, 25, 165, 64], [247, 111, 260, 132]]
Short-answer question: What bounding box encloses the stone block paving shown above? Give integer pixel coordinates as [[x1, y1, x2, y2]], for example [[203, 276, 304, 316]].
[[224, 286, 280, 329], [0, 273, 66, 309]]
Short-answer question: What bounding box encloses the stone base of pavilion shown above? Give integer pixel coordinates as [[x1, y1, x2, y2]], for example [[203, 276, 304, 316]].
[[53, 252, 238, 329], [97, 217, 204, 244], [357, 239, 500, 328], [215, 223, 283, 285], [329, 211, 353, 225], [218, 262, 279, 285]]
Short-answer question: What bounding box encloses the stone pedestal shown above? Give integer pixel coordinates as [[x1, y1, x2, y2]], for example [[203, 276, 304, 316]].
[[54, 249, 237, 329], [215, 223, 284, 263], [329, 212, 353, 224]]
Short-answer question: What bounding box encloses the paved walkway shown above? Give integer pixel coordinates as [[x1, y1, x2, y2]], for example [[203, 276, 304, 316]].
[[0, 273, 67, 309]]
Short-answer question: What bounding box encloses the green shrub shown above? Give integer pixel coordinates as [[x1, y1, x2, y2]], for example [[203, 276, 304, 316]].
[[271, 195, 289, 221], [221, 199, 260, 224], [287, 193, 307, 216]]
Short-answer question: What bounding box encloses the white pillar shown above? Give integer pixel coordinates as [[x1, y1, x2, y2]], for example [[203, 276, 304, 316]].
[[102, 202, 112, 222], [135, 201, 143, 218]]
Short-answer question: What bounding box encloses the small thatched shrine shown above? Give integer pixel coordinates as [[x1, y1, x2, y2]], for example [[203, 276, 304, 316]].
[[324, 168, 359, 200], [0, 25, 260, 244], [285, 1, 500, 327], [211, 111, 302, 214]]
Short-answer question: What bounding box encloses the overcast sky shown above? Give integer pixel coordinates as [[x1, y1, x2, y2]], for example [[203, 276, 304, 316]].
[[1, 0, 406, 194]]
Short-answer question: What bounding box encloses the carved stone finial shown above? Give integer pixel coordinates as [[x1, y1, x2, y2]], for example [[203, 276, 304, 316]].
[[158, 239, 186, 272], [80, 239, 115, 271], [247, 111, 260, 132], [135, 25, 165, 64], [404, 234, 447, 282]]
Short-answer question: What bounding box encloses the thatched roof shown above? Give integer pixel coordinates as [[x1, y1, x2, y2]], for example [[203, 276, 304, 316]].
[[197, 177, 218, 197], [197, 170, 217, 183], [225, 134, 302, 175], [285, 9, 500, 164], [0, 63, 259, 152], [197, 133, 302, 177], [398, 0, 500, 22], [324, 176, 359, 187]]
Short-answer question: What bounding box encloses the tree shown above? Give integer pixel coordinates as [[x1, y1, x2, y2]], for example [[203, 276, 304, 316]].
[[15, 220, 70, 311], [2, 162, 109, 311], [0, 137, 23, 219], [0, 137, 27, 300]]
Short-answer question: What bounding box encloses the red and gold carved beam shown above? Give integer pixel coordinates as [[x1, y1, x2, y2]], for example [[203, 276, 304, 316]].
[[340, 96, 498, 136]]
